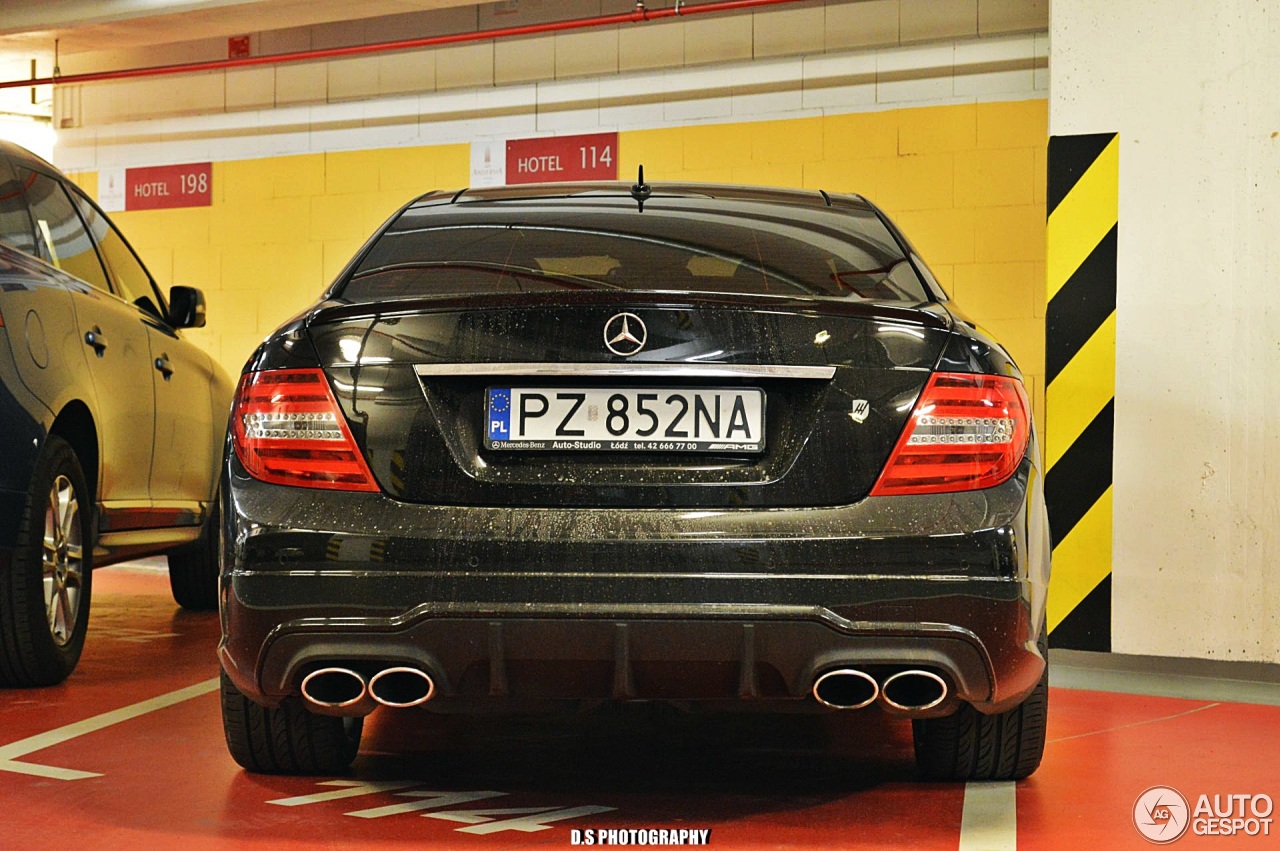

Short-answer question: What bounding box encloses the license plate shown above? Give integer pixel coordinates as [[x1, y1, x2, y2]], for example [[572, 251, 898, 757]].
[[485, 387, 766, 452]]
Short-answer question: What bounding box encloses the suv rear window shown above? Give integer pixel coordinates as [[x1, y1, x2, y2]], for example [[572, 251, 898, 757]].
[[342, 196, 928, 304]]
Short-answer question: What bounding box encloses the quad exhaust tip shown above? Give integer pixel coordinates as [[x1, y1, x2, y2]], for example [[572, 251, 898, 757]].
[[880, 669, 949, 712], [812, 668, 879, 710], [300, 667, 368, 710], [368, 666, 436, 708]]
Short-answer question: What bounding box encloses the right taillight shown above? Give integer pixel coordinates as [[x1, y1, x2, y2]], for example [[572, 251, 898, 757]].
[[231, 368, 379, 492], [871, 372, 1030, 496]]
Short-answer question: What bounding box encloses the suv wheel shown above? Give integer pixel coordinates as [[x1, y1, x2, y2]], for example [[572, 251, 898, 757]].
[[220, 670, 363, 774], [911, 654, 1049, 781], [0, 435, 93, 687], [168, 487, 220, 611]]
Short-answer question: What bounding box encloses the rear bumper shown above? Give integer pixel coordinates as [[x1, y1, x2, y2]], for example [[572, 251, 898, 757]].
[[219, 456, 1050, 715], [224, 596, 1038, 716]]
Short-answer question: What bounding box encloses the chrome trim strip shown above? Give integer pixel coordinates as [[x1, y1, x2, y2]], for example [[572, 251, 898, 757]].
[[413, 363, 837, 379]]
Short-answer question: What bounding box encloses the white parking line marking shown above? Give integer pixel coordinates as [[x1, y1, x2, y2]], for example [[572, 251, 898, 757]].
[[347, 790, 506, 819], [959, 782, 1017, 850], [101, 560, 169, 575], [268, 779, 424, 806], [427, 805, 558, 825], [444, 806, 617, 835], [0, 677, 219, 780], [93, 627, 181, 644], [265, 779, 617, 835]]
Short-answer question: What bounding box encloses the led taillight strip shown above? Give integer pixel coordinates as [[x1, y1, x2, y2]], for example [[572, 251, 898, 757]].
[[871, 373, 1031, 496], [231, 368, 380, 492]]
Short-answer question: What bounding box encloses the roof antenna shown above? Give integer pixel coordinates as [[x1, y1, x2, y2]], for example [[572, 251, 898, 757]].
[[630, 164, 651, 212]]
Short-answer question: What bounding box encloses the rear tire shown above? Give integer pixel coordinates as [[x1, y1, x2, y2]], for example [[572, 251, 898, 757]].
[[220, 670, 363, 774], [167, 489, 220, 611], [911, 657, 1048, 781], [0, 435, 94, 687]]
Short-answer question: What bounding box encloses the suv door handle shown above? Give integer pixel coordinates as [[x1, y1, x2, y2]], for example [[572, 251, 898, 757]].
[[154, 353, 174, 379], [84, 327, 107, 356]]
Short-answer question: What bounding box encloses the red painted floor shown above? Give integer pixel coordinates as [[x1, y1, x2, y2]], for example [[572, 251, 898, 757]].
[[0, 566, 1276, 849]]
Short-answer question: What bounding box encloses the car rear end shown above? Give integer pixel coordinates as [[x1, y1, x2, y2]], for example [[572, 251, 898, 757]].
[[218, 184, 1050, 778]]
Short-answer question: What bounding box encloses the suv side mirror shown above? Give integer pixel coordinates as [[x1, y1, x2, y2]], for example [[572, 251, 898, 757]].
[[168, 285, 207, 328]]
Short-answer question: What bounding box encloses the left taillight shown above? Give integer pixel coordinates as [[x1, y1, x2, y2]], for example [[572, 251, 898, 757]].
[[871, 372, 1031, 496], [231, 368, 380, 492]]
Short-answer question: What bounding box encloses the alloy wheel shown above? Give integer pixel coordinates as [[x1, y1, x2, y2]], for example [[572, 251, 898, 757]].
[[42, 474, 84, 646]]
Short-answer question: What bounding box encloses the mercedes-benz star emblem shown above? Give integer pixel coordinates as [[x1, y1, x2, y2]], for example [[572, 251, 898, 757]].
[[604, 312, 647, 357]]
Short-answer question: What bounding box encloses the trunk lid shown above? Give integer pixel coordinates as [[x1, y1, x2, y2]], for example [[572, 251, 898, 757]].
[[307, 292, 950, 508]]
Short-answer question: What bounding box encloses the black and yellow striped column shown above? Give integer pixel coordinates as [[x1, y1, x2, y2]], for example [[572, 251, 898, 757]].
[[1045, 133, 1118, 651]]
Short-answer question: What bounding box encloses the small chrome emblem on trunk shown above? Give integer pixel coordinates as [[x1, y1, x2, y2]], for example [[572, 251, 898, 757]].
[[849, 400, 871, 423], [604, 312, 647, 357]]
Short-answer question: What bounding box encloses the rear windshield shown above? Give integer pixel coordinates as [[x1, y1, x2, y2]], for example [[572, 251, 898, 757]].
[[342, 196, 929, 304]]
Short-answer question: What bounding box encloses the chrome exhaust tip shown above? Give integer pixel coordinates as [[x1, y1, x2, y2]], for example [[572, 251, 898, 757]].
[[880, 669, 949, 712], [368, 666, 436, 708], [812, 668, 879, 710], [300, 667, 371, 716]]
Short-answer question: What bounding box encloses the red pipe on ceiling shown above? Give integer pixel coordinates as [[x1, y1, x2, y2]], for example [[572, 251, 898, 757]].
[[0, 0, 809, 90]]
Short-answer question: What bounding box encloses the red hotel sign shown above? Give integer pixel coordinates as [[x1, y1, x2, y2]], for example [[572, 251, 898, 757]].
[[505, 132, 618, 184], [125, 163, 212, 211]]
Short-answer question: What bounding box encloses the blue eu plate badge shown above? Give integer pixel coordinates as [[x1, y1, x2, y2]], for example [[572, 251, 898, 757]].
[[488, 388, 511, 443]]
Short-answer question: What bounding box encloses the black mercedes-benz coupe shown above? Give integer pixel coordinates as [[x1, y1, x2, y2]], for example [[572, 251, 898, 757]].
[[218, 180, 1051, 781], [0, 141, 233, 687]]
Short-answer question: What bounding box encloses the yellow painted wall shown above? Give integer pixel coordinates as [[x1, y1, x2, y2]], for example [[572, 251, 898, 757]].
[[72, 98, 1047, 422]]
